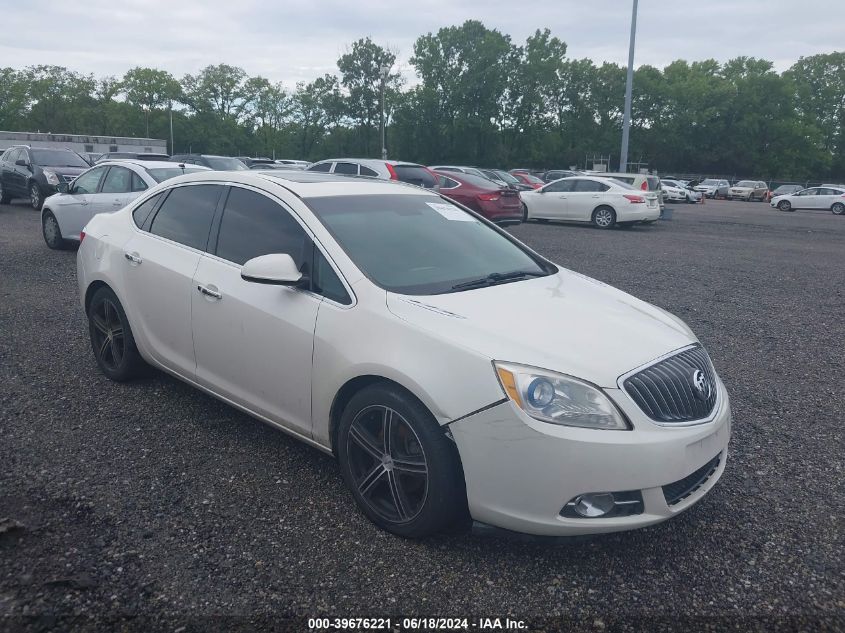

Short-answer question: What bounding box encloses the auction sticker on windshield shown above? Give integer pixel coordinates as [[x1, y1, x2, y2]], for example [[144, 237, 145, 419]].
[[427, 202, 476, 221]]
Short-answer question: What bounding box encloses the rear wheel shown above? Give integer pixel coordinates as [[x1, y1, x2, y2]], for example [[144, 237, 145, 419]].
[[338, 384, 466, 538], [0, 181, 11, 204], [777, 200, 792, 212], [832, 202, 845, 215], [592, 206, 616, 229], [88, 287, 146, 382], [42, 210, 68, 250]]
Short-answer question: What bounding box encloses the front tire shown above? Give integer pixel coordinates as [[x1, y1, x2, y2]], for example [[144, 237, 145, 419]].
[[592, 206, 616, 229], [831, 202, 845, 215], [88, 287, 146, 382], [522, 203, 529, 222], [777, 200, 792, 212], [42, 210, 68, 250], [29, 182, 43, 210], [338, 384, 466, 538]]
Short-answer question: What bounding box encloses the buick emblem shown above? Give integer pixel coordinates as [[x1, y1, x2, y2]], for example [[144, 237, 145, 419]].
[[691, 370, 711, 401]]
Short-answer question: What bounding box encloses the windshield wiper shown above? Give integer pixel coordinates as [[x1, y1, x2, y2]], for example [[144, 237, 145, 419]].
[[450, 270, 545, 291]]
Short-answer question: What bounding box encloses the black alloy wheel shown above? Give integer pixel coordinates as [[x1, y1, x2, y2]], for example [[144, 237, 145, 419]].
[[88, 287, 145, 381], [338, 384, 466, 537]]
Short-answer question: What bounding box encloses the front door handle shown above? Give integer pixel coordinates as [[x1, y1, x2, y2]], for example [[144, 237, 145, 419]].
[[124, 252, 142, 265], [112, 198, 123, 206], [591, 195, 601, 198], [197, 285, 222, 300], [558, 195, 567, 199]]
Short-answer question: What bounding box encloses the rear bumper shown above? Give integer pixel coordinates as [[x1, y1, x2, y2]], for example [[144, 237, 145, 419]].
[[617, 205, 661, 222]]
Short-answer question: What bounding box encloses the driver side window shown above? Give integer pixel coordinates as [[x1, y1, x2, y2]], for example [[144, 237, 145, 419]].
[[545, 180, 575, 193], [72, 167, 108, 194]]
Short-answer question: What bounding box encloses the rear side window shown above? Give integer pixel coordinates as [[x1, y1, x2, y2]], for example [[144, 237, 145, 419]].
[[438, 176, 460, 189], [613, 176, 635, 185], [360, 166, 379, 177], [334, 162, 359, 175], [214, 187, 309, 268], [101, 167, 132, 194], [309, 162, 332, 173], [393, 165, 437, 188], [574, 180, 609, 192], [149, 185, 222, 250], [132, 193, 163, 228], [131, 172, 147, 192]]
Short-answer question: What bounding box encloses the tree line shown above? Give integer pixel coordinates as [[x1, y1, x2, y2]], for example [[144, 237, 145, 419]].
[[1, 20, 843, 180]]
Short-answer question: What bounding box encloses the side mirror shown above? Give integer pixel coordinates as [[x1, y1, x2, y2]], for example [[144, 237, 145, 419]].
[[15, 159, 29, 168], [241, 253, 304, 286], [57, 182, 69, 194]]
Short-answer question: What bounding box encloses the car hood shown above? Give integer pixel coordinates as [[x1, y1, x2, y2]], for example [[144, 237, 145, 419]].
[[41, 166, 87, 178], [386, 270, 698, 388], [694, 185, 717, 190], [730, 187, 753, 191]]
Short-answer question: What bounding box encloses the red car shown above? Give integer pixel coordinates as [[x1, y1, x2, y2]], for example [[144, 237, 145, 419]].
[[511, 172, 544, 189], [434, 170, 523, 225]]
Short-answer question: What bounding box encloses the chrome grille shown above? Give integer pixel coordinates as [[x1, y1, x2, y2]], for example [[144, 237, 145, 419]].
[[623, 345, 717, 423]]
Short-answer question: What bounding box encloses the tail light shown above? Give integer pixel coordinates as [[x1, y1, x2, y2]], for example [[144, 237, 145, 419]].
[[80, 231, 86, 242], [640, 181, 648, 191], [478, 192, 501, 202], [623, 194, 645, 203], [385, 163, 398, 180], [532, 183, 542, 189]]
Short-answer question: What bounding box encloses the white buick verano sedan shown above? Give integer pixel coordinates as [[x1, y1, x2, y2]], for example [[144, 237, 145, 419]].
[[77, 171, 731, 538]]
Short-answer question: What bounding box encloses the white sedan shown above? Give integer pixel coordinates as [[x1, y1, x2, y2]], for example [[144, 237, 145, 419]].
[[77, 170, 731, 537], [520, 176, 660, 228], [41, 160, 210, 249], [661, 179, 701, 203], [771, 186, 845, 215]]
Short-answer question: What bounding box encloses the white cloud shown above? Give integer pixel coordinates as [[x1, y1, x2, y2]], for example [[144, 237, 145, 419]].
[[0, 0, 841, 89]]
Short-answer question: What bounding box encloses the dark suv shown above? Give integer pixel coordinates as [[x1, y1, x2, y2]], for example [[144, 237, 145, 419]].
[[169, 154, 249, 171], [0, 146, 91, 209]]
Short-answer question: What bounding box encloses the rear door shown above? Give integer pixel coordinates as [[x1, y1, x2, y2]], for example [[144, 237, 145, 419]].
[[7, 149, 28, 195], [191, 185, 321, 436], [568, 179, 611, 221], [120, 183, 224, 377]]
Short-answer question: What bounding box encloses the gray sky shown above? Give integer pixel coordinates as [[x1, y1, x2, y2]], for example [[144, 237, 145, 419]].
[[1, 0, 842, 87]]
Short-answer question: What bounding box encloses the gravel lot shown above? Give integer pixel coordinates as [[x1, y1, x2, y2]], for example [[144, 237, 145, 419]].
[[1, 199, 843, 632]]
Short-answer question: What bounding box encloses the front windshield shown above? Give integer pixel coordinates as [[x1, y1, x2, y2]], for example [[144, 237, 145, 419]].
[[31, 149, 89, 168], [205, 156, 248, 170], [736, 181, 755, 187], [148, 167, 207, 183], [701, 179, 719, 185], [306, 194, 553, 295]]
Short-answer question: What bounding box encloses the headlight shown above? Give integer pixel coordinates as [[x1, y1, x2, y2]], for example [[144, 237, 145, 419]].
[[43, 170, 59, 186], [494, 362, 629, 430]]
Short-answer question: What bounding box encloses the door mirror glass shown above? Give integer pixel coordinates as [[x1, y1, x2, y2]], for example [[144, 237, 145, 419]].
[[241, 253, 304, 286], [15, 159, 28, 167], [57, 182, 69, 194]]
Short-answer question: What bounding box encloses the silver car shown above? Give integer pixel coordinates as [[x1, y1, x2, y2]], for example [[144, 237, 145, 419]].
[[307, 158, 438, 189], [694, 179, 730, 199], [41, 160, 209, 250]]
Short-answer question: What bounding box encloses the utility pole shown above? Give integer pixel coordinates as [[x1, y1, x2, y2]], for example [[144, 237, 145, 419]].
[[379, 63, 391, 160], [169, 102, 174, 154], [619, 0, 638, 173]]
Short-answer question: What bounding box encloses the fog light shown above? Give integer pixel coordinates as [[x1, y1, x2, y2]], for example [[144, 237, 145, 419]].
[[573, 493, 615, 518]]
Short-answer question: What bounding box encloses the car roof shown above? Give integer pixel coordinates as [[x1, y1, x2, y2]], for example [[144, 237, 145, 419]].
[[314, 158, 423, 167], [97, 159, 212, 170], [159, 169, 435, 198]]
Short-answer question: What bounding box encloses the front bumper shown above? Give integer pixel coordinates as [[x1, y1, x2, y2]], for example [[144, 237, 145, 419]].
[[450, 382, 731, 536]]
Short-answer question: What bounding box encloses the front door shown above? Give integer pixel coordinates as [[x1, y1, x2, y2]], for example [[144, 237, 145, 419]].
[[532, 179, 574, 219], [191, 185, 320, 436], [53, 166, 108, 238]]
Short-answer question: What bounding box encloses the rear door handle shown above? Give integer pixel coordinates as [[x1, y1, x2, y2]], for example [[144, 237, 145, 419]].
[[197, 285, 222, 300], [112, 198, 123, 206], [124, 252, 142, 265], [591, 195, 600, 198]]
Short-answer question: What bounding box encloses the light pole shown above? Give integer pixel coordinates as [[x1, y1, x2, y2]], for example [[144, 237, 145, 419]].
[[619, 0, 639, 173], [379, 62, 391, 160]]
